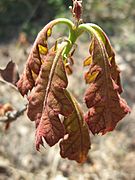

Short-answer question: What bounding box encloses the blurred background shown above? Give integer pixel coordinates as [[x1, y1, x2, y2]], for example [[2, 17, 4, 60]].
[[0, 0, 135, 179]]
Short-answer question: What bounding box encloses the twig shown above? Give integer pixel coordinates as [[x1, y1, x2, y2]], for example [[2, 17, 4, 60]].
[[0, 106, 27, 123]]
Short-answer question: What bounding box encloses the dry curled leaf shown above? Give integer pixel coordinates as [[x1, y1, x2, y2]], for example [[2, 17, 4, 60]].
[[84, 36, 130, 135], [16, 13, 130, 163], [17, 34, 90, 162], [25, 46, 73, 149], [60, 92, 90, 163], [17, 21, 58, 96], [84, 32, 122, 93], [0, 61, 19, 86], [99, 30, 123, 93]]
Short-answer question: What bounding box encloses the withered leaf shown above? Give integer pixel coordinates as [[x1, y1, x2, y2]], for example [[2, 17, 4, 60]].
[[0, 61, 19, 86], [92, 27, 123, 93], [101, 31, 122, 94], [16, 18, 130, 163], [17, 20, 58, 96], [27, 48, 73, 149], [84, 36, 130, 135], [84, 29, 122, 93], [60, 92, 91, 163], [35, 106, 65, 149], [84, 39, 101, 84]]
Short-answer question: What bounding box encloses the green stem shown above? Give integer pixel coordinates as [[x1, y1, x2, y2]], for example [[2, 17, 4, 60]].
[[86, 23, 113, 48], [79, 23, 111, 48], [62, 29, 77, 60], [78, 23, 110, 45], [46, 18, 77, 60], [61, 27, 84, 61], [86, 23, 106, 42], [47, 18, 84, 61], [78, 24, 100, 40], [52, 18, 74, 30]]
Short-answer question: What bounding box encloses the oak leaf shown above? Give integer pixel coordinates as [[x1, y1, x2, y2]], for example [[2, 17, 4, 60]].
[[84, 36, 130, 135], [17, 22, 55, 96], [60, 92, 91, 163], [99, 30, 123, 93], [26, 47, 73, 149], [84, 30, 122, 93]]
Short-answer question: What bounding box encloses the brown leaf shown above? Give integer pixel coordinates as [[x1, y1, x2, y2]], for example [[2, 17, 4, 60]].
[[84, 31, 122, 93], [84, 37, 130, 135], [27, 47, 73, 149], [101, 31, 123, 94], [60, 92, 91, 163], [36, 106, 65, 149], [17, 20, 58, 96], [0, 61, 19, 86], [84, 38, 100, 84]]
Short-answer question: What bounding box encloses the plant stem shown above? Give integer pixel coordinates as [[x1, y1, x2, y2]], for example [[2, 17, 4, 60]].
[[53, 18, 74, 31], [61, 26, 84, 60], [41, 18, 84, 61], [86, 23, 113, 49], [44, 18, 76, 60], [78, 24, 98, 39], [78, 23, 107, 44], [77, 23, 109, 53]]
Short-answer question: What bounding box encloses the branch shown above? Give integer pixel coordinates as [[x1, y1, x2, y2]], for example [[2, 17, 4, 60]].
[[0, 105, 27, 124]]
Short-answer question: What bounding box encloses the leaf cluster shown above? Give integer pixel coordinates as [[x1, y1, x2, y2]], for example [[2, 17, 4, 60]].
[[15, 17, 130, 163], [0, 1, 131, 163]]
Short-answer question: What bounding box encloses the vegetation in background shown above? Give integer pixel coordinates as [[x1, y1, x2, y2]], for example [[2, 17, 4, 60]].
[[0, 0, 71, 41], [83, 0, 135, 35], [0, 0, 135, 43]]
